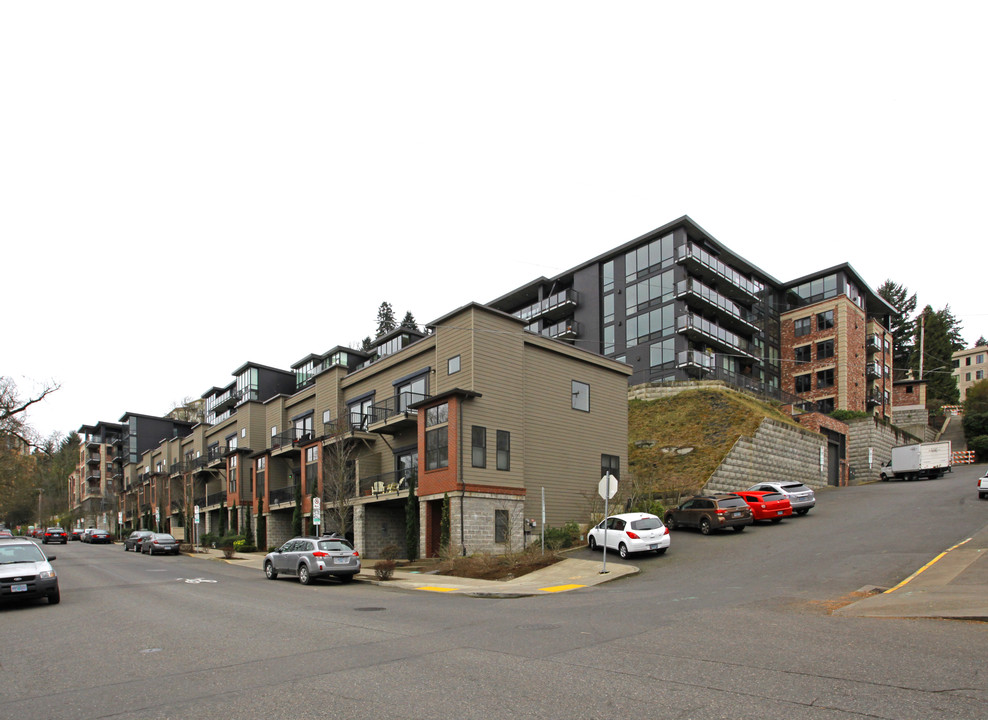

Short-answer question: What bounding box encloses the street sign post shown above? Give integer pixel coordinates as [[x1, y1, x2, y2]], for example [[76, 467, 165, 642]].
[[598, 473, 618, 573], [312, 497, 321, 527], [194, 505, 200, 551]]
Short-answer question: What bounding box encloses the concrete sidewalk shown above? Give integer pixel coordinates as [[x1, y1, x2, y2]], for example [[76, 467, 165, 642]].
[[835, 524, 988, 621], [189, 547, 638, 597]]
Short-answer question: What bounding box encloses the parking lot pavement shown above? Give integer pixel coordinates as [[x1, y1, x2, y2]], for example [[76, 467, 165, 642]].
[[190, 547, 638, 596], [835, 524, 988, 621]]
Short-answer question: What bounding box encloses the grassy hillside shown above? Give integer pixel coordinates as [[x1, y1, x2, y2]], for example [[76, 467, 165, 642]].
[[628, 387, 799, 500]]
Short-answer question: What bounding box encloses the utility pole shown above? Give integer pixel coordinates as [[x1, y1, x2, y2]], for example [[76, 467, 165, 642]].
[[37, 488, 43, 529]]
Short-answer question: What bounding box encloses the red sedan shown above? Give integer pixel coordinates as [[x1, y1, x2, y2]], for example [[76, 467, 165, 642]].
[[737, 491, 792, 523]]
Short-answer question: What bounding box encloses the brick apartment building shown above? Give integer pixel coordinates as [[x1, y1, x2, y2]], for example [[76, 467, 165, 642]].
[[953, 344, 988, 402]]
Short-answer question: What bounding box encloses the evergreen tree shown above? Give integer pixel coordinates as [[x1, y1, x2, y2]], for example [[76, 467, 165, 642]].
[[404, 475, 418, 561], [876, 280, 917, 379], [439, 493, 450, 555], [376, 301, 397, 337], [401, 311, 418, 332], [975, 336, 987, 348], [361, 336, 373, 352], [911, 305, 963, 409]]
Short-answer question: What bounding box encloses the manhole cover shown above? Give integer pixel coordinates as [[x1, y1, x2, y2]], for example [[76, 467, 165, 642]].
[[354, 607, 386, 612]]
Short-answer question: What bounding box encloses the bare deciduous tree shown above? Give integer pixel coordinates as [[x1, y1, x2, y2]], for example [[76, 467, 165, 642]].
[[321, 404, 359, 539]]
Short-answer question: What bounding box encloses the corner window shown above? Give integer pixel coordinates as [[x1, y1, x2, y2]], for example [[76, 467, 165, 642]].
[[572, 381, 590, 412], [448, 355, 460, 374], [471, 426, 486, 468], [816, 311, 834, 330], [496, 430, 510, 471], [794, 317, 811, 337], [494, 509, 509, 543]]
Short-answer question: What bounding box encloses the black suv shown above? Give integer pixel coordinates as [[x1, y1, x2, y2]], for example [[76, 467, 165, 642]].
[[664, 494, 753, 535], [42, 527, 67, 544]]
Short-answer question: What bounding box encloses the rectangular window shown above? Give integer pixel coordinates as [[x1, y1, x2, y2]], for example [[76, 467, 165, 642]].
[[494, 509, 509, 544], [426, 403, 449, 427], [966, 372, 972, 381], [601, 454, 620, 480], [471, 426, 486, 468], [978, 370, 985, 380], [649, 338, 675, 368], [816, 368, 835, 389], [794, 317, 811, 337], [602, 260, 615, 293], [966, 357, 971, 365], [884, 364, 891, 378], [818, 397, 835, 413], [572, 381, 590, 412], [794, 345, 811, 364], [496, 430, 510, 471], [603, 293, 614, 324], [795, 374, 812, 393], [977, 354, 985, 364], [425, 426, 448, 471], [816, 340, 834, 360], [448, 355, 460, 374], [603, 325, 614, 355], [816, 310, 834, 330]]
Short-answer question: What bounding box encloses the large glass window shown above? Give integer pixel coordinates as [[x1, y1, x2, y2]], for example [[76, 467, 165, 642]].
[[348, 398, 374, 430], [397, 374, 428, 412], [471, 426, 486, 468], [426, 427, 448, 471], [794, 345, 811, 364], [649, 338, 675, 368], [795, 374, 811, 393], [816, 340, 834, 360], [602, 260, 615, 293], [496, 430, 510, 471], [817, 310, 834, 331], [794, 317, 811, 337]]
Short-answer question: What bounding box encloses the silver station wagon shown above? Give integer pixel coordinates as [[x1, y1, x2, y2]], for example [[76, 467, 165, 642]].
[[264, 535, 361, 585]]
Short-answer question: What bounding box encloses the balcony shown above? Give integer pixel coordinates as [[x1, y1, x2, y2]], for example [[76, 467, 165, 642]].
[[204, 491, 225, 508], [358, 470, 414, 499], [85, 436, 103, 449], [86, 471, 101, 483], [513, 288, 579, 323], [367, 391, 430, 433], [866, 362, 881, 379], [676, 313, 755, 358], [675, 279, 759, 334], [207, 444, 232, 465], [271, 428, 315, 454], [206, 388, 237, 416], [676, 243, 762, 302], [86, 454, 101, 466], [540, 319, 580, 341], [866, 334, 882, 353], [269, 486, 295, 507], [866, 391, 884, 407], [677, 349, 716, 376]]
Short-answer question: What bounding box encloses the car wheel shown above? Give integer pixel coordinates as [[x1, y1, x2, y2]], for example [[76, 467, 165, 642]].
[[264, 561, 277, 580], [48, 587, 61, 605], [796, 508, 809, 516], [664, 515, 676, 530], [655, 547, 667, 555], [618, 543, 629, 559], [880, 474, 888, 482], [298, 564, 311, 585], [588, 536, 597, 551], [979, 492, 987, 500], [699, 518, 711, 535], [733, 525, 746, 533]]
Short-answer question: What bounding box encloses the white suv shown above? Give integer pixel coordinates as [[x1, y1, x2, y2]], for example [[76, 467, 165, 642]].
[[978, 471, 988, 500], [746, 482, 816, 515], [0, 537, 60, 605]]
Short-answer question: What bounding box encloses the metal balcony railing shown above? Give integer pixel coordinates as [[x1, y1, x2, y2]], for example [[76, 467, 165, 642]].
[[269, 486, 295, 505], [368, 391, 430, 425], [358, 470, 415, 498], [513, 288, 579, 322]]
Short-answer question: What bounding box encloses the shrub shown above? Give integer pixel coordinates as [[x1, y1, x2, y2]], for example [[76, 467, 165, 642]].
[[238, 544, 257, 553], [380, 543, 401, 561], [542, 521, 581, 550], [374, 559, 396, 580], [968, 435, 988, 462], [629, 498, 665, 517]]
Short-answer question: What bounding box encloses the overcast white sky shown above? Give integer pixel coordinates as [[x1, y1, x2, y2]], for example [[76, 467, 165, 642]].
[[3, 2, 986, 441]]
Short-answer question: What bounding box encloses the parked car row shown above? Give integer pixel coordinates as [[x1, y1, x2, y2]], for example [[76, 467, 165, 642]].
[[123, 530, 180, 555], [588, 482, 818, 558]]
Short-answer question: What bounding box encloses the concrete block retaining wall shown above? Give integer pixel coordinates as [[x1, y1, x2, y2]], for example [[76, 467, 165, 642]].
[[845, 416, 918, 484], [703, 418, 829, 494]]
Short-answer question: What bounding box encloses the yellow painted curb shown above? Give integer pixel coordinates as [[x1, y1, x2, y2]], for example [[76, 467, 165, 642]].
[[540, 584, 586, 593], [884, 537, 972, 594], [416, 586, 458, 592]]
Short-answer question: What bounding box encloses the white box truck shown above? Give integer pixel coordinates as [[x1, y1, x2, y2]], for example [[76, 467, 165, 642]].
[[879, 441, 952, 481]]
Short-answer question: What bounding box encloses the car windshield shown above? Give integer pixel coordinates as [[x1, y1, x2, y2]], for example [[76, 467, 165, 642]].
[[317, 539, 353, 552], [762, 493, 784, 501], [0, 545, 46, 564], [718, 496, 748, 508], [630, 517, 662, 530], [154, 534, 175, 541]]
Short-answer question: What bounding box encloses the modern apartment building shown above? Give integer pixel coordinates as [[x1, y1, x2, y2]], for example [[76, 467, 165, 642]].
[[106, 302, 629, 557], [488, 216, 896, 418], [71, 421, 123, 528], [953, 345, 988, 402]]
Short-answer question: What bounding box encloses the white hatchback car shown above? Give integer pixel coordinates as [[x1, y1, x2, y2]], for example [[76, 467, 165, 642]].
[[587, 512, 670, 558], [746, 482, 816, 515]]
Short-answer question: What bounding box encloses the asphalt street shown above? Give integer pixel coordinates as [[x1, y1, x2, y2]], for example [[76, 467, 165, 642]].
[[2, 464, 986, 720]]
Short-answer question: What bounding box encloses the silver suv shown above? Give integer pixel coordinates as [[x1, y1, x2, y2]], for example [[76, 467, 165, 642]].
[[746, 481, 816, 515], [264, 535, 361, 585], [0, 537, 60, 604]]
